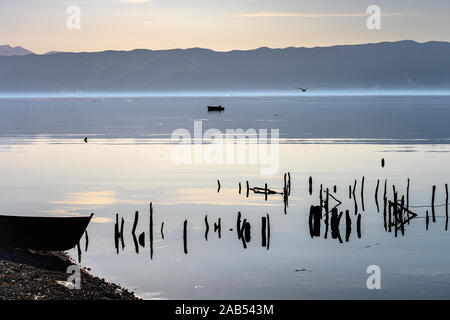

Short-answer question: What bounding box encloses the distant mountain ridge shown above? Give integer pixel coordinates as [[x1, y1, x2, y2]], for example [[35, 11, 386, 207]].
[[1, 40, 449, 92], [0, 45, 34, 56]]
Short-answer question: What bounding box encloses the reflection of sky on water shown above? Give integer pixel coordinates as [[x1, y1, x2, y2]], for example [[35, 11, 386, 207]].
[[1, 138, 450, 299]]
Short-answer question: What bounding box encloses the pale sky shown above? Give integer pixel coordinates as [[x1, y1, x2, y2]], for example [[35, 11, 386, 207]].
[[1, 0, 450, 54]]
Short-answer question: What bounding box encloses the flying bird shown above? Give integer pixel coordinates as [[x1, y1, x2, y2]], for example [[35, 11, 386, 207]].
[[84, 137, 88, 143], [297, 87, 308, 92]]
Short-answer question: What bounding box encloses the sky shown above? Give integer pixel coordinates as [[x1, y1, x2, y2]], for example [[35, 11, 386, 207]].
[[1, 0, 450, 54]]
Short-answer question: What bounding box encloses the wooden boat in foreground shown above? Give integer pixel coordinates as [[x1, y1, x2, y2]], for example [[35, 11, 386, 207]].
[[0, 213, 93, 251], [207, 105, 224, 111]]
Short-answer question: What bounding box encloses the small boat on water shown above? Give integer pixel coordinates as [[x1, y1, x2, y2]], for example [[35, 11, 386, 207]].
[[0, 213, 93, 251], [207, 105, 225, 111]]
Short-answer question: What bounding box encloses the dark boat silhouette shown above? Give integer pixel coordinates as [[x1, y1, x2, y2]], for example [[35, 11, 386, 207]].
[[0, 213, 93, 251], [207, 105, 224, 111]]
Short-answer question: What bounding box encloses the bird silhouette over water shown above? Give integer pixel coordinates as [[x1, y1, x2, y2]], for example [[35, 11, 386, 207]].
[[297, 87, 308, 92], [84, 137, 88, 143]]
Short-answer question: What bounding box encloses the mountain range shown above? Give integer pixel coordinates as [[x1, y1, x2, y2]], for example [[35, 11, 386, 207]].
[[0, 45, 34, 56], [0, 40, 449, 92]]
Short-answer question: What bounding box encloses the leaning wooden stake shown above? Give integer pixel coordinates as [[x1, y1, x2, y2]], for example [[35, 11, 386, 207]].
[[84, 230, 89, 252], [432, 185, 436, 223], [406, 178, 410, 225]]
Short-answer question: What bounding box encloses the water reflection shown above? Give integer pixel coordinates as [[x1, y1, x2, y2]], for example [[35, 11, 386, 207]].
[[71, 173, 450, 269]]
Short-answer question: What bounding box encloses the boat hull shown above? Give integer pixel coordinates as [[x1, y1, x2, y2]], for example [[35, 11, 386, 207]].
[[207, 106, 224, 111], [0, 214, 93, 251]]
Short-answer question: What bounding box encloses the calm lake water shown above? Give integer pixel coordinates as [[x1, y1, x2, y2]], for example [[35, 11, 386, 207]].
[[1, 95, 450, 299]]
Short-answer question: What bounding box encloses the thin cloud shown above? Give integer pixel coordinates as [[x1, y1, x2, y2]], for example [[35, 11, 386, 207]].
[[236, 12, 411, 18]]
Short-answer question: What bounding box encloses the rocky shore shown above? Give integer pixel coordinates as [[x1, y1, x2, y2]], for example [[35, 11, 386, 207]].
[[0, 248, 138, 300]]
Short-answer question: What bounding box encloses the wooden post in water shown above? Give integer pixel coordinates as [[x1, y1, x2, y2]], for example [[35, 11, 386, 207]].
[[218, 218, 222, 239], [85, 231, 89, 252], [345, 210, 351, 242], [393, 192, 398, 237], [287, 172, 291, 196], [261, 216, 267, 247], [77, 241, 82, 263], [383, 179, 387, 231], [239, 182, 241, 194], [114, 213, 119, 254], [204, 215, 209, 241], [183, 220, 188, 254], [324, 191, 329, 239], [361, 176, 365, 212], [132, 211, 139, 234], [309, 176, 313, 195], [120, 217, 125, 250], [406, 179, 410, 210], [132, 211, 139, 254], [356, 214, 361, 239], [246, 181, 249, 198], [349, 185, 351, 199], [240, 219, 248, 249], [149, 202, 154, 259], [161, 222, 164, 240], [426, 210, 429, 230], [217, 180, 221, 193], [406, 178, 410, 224], [399, 196, 405, 236], [432, 185, 436, 223], [375, 179, 380, 212], [236, 212, 242, 240], [265, 183, 268, 201], [446, 184, 449, 231], [266, 213, 270, 250]]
